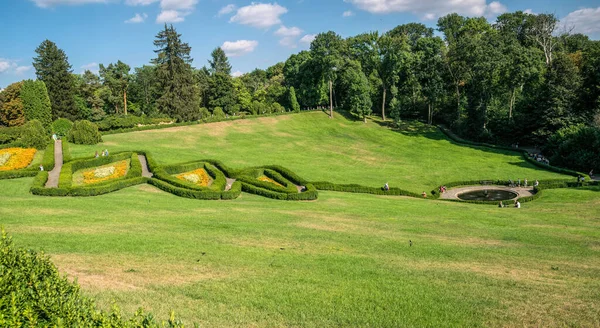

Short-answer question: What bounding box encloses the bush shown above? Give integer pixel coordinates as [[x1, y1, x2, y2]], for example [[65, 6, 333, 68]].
[[67, 120, 102, 145], [51, 118, 73, 137], [20, 119, 49, 149], [270, 102, 285, 113], [212, 107, 225, 119], [199, 107, 210, 120], [21, 80, 52, 129], [544, 125, 600, 174]]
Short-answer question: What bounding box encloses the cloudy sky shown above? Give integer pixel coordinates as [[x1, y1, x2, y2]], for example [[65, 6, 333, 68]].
[[0, 0, 599, 88]]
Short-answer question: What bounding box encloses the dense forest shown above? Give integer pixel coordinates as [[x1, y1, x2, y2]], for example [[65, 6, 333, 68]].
[[1, 11, 599, 172]]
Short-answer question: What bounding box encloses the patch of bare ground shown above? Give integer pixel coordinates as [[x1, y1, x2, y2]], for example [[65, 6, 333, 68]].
[[51, 254, 237, 291], [136, 184, 164, 194]]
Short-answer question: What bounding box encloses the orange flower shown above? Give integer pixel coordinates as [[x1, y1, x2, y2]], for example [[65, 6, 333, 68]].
[[258, 176, 283, 187], [177, 168, 212, 187], [82, 160, 129, 185], [0, 148, 37, 171]]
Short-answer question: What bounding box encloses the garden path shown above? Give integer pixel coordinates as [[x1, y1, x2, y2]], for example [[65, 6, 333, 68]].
[[225, 178, 236, 191], [138, 154, 153, 178], [295, 185, 305, 193], [45, 140, 62, 188]]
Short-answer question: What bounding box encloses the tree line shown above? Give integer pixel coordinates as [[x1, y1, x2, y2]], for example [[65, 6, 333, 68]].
[[1, 12, 599, 171]]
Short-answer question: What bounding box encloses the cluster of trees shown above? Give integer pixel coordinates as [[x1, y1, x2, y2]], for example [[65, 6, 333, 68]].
[[1, 12, 599, 167]]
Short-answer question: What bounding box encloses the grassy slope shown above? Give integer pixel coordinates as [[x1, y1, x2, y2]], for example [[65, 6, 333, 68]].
[[69, 112, 570, 193], [1, 178, 599, 327]]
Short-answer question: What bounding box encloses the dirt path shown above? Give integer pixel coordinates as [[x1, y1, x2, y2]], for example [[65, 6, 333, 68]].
[[45, 140, 62, 188], [440, 185, 535, 200], [138, 154, 153, 178], [225, 178, 236, 191]]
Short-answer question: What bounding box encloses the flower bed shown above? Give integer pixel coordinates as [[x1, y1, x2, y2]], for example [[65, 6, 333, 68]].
[[79, 160, 130, 185], [176, 168, 212, 187], [258, 175, 283, 187], [0, 148, 37, 171]]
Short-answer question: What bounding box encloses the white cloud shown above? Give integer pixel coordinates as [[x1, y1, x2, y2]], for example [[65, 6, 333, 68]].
[[80, 62, 99, 74], [218, 4, 237, 16], [299, 34, 316, 44], [230, 3, 288, 28], [125, 13, 148, 23], [0, 59, 12, 74], [560, 7, 600, 35], [156, 9, 186, 22], [523, 9, 534, 15], [30, 0, 109, 8], [275, 25, 303, 48], [125, 0, 158, 5], [15, 66, 32, 75], [346, 0, 508, 19], [231, 71, 244, 77], [156, 0, 197, 23], [343, 10, 354, 17], [221, 40, 259, 57]]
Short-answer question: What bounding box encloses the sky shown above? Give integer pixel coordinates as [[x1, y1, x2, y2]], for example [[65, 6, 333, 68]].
[[1, 0, 599, 88]]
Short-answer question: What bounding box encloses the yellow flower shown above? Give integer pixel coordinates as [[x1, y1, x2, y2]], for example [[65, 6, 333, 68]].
[[258, 176, 283, 187], [177, 168, 211, 187], [82, 160, 129, 185], [0, 148, 37, 171]]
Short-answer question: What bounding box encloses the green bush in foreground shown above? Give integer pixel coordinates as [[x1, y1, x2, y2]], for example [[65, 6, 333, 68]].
[[20, 119, 49, 149], [0, 229, 184, 327], [68, 120, 102, 145]]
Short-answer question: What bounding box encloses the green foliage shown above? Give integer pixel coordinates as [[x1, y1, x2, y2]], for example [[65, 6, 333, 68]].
[[20, 120, 49, 149], [33, 40, 79, 121], [96, 115, 171, 131], [0, 82, 25, 127], [212, 107, 225, 119], [51, 118, 73, 136], [545, 124, 600, 172], [20, 80, 53, 129], [67, 120, 102, 145], [208, 47, 232, 75], [288, 87, 300, 112]]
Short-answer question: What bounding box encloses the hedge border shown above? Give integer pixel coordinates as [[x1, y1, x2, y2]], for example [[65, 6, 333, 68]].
[[0, 143, 55, 180]]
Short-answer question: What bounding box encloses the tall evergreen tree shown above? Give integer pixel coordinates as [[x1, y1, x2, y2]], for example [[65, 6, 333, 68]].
[[152, 24, 200, 121], [32, 40, 78, 121], [208, 48, 232, 76], [288, 86, 300, 112]]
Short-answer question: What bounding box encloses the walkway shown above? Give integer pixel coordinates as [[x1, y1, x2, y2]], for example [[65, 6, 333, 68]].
[[440, 185, 535, 200], [138, 154, 153, 178], [45, 140, 62, 188], [225, 178, 236, 191]]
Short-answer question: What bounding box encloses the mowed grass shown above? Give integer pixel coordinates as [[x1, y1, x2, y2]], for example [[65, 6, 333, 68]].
[[69, 112, 571, 193], [1, 178, 599, 326]]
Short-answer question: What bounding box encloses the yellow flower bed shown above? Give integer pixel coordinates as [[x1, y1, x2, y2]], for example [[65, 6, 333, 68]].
[[258, 176, 283, 187], [177, 168, 212, 187], [82, 160, 129, 185], [0, 148, 37, 171]]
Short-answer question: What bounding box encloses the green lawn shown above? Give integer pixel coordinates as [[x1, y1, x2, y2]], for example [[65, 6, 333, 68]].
[[2, 113, 599, 327], [69, 112, 571, 193]]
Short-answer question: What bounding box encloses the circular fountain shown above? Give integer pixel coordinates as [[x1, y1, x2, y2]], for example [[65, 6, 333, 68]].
[[457, 189, 518, 201]]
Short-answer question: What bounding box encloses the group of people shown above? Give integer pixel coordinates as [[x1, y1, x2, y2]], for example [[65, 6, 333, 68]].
[[529, 152, 550, 165], [94, 149, 110, 158], [499, 201, 520, 208], [508, 179, 538, 188]]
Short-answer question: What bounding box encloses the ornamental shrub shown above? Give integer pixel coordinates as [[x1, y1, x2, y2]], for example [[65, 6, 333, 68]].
[[20, 80, 52, 129], [288, 86, 300, 113], [20, 119, 49, 149], [67, 120, 102, 145], [51, 118, 73, 136], [212, 107, 225, 119], [199, 107, 210, 120], [270, 102, 285, 113]]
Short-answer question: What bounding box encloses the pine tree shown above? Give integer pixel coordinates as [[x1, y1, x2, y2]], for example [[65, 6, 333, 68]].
[[208, 48, 232, 76], [33, 40, 78, 121], [288, 86, 300, 112], [20, 80, 53, 129], [152, 24, 200, 122]]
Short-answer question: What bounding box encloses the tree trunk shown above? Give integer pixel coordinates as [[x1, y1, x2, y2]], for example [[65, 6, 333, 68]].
[[428, 103, 432, 125], [115, 103, 118, 115], [456, 84, 460, 120], [381, 86, 386, 121], [124, 89, 128, 116], [509, 87, 516, 120], [329, 80, 333, 119]]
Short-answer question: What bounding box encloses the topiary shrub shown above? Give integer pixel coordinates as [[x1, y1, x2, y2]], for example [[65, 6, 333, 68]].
[[51, 118, 73, 137], [20, 119, 49, 149], [67, 120, 102, 145], [212, 107, 225, 119], [21, 80, 52, 129]]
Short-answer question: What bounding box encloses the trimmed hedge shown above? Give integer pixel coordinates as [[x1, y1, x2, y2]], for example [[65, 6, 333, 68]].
[[148, 178, 228, 200], [61, 139, 72, 163], [313, 181, 420, 198], [0, 142, 55, 180]]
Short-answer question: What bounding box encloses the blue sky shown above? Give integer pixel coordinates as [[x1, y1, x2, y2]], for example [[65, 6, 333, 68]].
[[1, 0, 599, 88]]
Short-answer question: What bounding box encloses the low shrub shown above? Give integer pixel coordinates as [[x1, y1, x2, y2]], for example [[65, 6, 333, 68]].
[[312, 181, 420, 197], [51, 118, 73, 137], [61, 139, 72, 163], [67, 120, 102, 145], [148, 178, 223, 200], [20, 120, 49, 149]]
